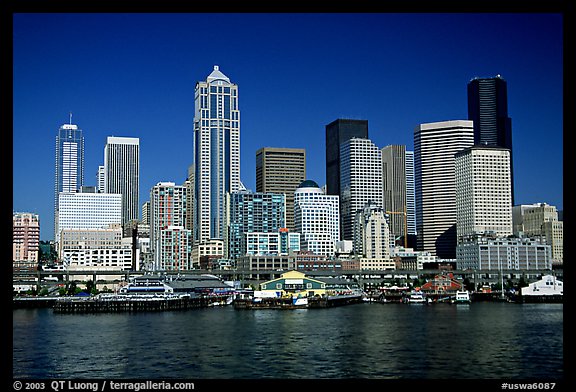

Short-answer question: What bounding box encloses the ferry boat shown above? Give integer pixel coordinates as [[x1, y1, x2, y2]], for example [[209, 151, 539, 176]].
[[408, 291, 426, 304], [454, 290, 471, 304]]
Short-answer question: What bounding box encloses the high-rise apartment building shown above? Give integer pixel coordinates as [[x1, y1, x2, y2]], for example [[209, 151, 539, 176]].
[[104, 136, 140, 224], [405, 150, 417, 237], [13, 212, 40, 263], [325, 119, 368, 196], [97, 165, 105, 193], [340, 137, 383, 241], [54, 121, 84, 241], [468, 75, 514, 204], [353, 202, 391, 260], [455, 146, 513, 239], [150, 182, 189, 271], [294, 180, 340, 257], [414, 120, 474, 259], [381, 145, 408, 244], [226, 191, 286, 261], [256, 147, 306, 232], [193, 65, 241, 243]]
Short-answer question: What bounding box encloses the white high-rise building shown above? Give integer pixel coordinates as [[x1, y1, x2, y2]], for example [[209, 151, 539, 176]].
[[455, 146, 513, 239], [353, 202, 391, 260], [340, 137, 383, 241], [294, 180, 340, 257], [405, 150, 417, 236], [56, 191, 122, 245], [414, 120, 474, 259], [193, 65, 241, 243], [104, 136, 140, 224], [150, 182, 189, 271], [97, 165, 105, 193]]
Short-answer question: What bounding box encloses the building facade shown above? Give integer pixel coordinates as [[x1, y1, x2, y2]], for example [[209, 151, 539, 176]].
[[13, 212, 40, 263], [294, 180, 340, 258], [353, 202, 391, 260], [193, 65, 241, 243], [455, 146, 513, 239], [381, 144, 408, 243], [405, 150, 417, 237], [256, 147, 306, 232], [54, 122, 84, 241], [104, 136, 140, 224], [414, 120, 474, 259], [340, 137, 383, 241], [325, 118, 368, 196]]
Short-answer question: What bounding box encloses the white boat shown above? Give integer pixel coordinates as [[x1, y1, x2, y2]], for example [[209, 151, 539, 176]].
[[454, 290, 471, 304], [408, 291, 426, 304]]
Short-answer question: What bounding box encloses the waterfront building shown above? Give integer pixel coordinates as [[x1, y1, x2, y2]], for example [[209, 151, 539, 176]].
[[191, 240, 224, 269], [420, 273, 464, 295], [405, 150, 417, 237], [193, 65, 241, 243], [293, 250, 335, 271], [97, 165, 105, 193], [468, 75, 514, 203], [353, 202, 391, 260], [242, 230, 300, 257], [150, 182, 188, 271], [325, 118, 369, 196], [456, 233, 552, 271], [56, 191, 122, 245], [391, 247, 437, 270], [104, 136, 140, 224], [259, 270, 327, 297], [294, 180, 340, 257], [381, 144, 408, 244], [13, 212, 40, 263], [54, 120, 84, 241], [414, 120, 474, 259], [226, 191, 286, 260], [520, 275, 563, 298], [340, 137, 383, 241], [256, 147, 306, 232], [455, 146, 513, 239], [236, 254, 294, 274]]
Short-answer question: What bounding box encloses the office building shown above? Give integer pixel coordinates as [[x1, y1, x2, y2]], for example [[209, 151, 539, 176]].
[[294, 180, 340, 257], [97, 165, 105, 193], [340, 137, 383, 241], [54, 121, 84, 241], [353, 202, 391, 260], [325, 119, 368, 196], [256, 147, 306, 231], [468, 75, 514, 203], [405, 150, 417, 237], [193, 65, 241, 243], [455, 146, 513, 239], [13, 212, 40, 263], [381, 144, 408, 244], [104, 136, 140, 224], [414, 120, 474, 259]]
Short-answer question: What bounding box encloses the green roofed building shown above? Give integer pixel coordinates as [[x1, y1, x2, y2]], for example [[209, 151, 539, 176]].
[[259, 270, 327, 297]]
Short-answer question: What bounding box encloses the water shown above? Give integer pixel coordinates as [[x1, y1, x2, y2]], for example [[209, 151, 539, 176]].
[[13, 302, 563, 380]]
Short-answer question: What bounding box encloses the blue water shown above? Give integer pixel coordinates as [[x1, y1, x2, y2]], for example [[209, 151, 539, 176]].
[[13, 302, 563, 380]]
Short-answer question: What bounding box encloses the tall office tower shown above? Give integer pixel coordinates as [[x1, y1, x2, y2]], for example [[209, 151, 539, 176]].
[[185, 164, 194, 232], [150, 182, 188, 270], [353, 202, 390, 259], [455, 146, 513, 239], [294, 180, 340, 257], [381, 145, 408, 245], [256, 147, 306, 232], [56, 191, 122, 245], [340, 138, 383, 241], [405, 150, 417, 237], [54, 121, 84, 241], [97, 165, 105, 193], [414, 120, 474, 259], [193, 65, 241, 243], [226, 191, 286, 260], [468, 75, 514, 204], [13, 212, 40, 262], [104, 136, 140, 224], [325, 119, 368, 196], [141, 201, 151, 226]]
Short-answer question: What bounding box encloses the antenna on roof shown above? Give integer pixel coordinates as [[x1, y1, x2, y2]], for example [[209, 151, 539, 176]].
[[69, 112, 72, 125]]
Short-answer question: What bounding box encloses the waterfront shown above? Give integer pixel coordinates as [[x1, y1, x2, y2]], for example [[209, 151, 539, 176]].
[[13, 302, 563, 380]]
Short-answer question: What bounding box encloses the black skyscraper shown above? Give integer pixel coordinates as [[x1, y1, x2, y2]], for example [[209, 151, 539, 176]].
[[325, 119, 369, 196], [468, 75, 514, 204]]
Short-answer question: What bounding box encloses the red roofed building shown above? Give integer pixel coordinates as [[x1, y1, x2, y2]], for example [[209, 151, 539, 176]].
[[421, 273, 463, 294]]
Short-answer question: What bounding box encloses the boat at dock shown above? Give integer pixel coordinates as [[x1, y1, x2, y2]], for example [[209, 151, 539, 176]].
[[454, 290, 471, 304], [407, 290, 426, 304]]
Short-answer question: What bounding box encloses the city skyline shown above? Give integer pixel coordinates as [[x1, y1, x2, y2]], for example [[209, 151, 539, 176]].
[[12, 13, 564, 241]]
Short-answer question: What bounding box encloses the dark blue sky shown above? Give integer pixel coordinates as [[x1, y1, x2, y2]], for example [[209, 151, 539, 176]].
[[12, 13, 563, 241]]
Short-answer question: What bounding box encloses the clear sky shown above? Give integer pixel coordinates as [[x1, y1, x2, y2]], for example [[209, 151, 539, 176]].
[[12, 12, 564, 241]]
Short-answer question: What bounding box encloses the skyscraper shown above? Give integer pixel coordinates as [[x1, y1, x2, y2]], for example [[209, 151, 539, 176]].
[[468, 75, 514, 203], [455, 146, 513, 239], [256, 147, 306, 231], [54, 121, 84, 241], [405, 150, 417, 238], [414, 120, 474, 259], [340, 137, 383, 241], [381, 145, 408, 245], [325, 119, 368, 196], [104, 136, 140, 224], [193, 65, 241, 243]]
